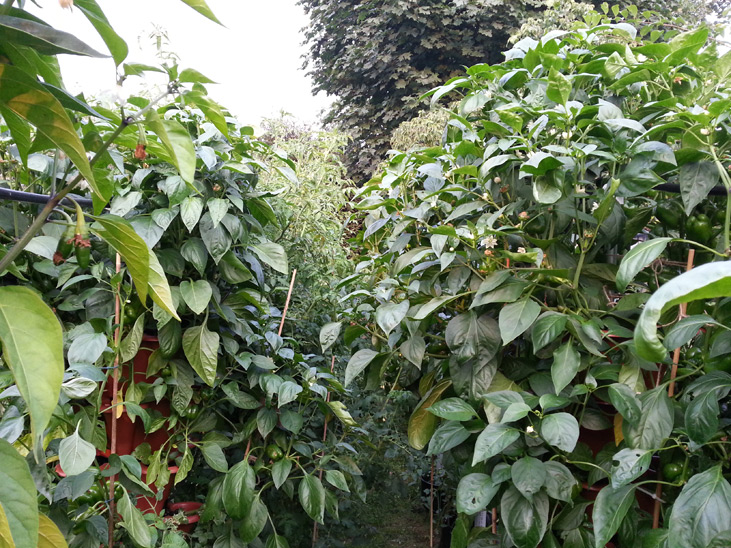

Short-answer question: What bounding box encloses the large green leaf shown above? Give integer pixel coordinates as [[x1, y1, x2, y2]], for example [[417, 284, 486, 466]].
[[0, 15, 105, 57], [180, 280, 212, 315], [551, 341, 580, 395], [616, 237, 671, 292], [375, 300, 410, 336], [0, 287, 63, 447], [622, 386, 674, 450], [178, 0, 223, 24], [680, 162, 719, 216], [499, 298, 540, 345], [344, 349, 379, 387], [456, 473, 499, 515], [446, 311, 501, 362], [407, 379, 452, 450], [118, 492, 153, 547], [182, 323, 219, 386], [0, 64, 99, 207], [501, 486, 548, 548], [669, 468, 731, 548], [511, 457, 547, 500], [240, 496, 268, 543], [426, 421, 470, 456], [0, 439, 38, 548], [91, 215, 149, 303], [531, 311, 568, 353], [146, 111, 196, 184], [199, 212, 231, 264], [298, 474, 326, 524], [593, 485, 636, 548], [251, 241, 289, 275], [222, 460, 255, 520], [635, 262, 731, 362], [540, 412, 579, 452], [74, 0, 128, 66], [148, 251, 181, 320], [473, 423, 520, 465], [58, 425, 96, 477], [610, 448, 652, 488], [427, 397, 476, 421]]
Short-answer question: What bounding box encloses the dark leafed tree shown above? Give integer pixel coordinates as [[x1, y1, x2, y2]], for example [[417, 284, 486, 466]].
[[298, 0, 546, 182], [300, 0, 729, 182]]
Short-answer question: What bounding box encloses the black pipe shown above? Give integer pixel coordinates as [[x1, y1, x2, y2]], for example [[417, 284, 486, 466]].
[[0, 188, 94, 208], [654, 183, 729, 196]]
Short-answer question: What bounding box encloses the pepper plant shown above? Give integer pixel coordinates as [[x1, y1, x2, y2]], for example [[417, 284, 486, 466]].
[[338, 10, 731, 548]]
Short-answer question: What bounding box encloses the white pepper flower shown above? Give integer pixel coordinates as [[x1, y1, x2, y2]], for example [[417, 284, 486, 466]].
[[482, 236, 498, 249]]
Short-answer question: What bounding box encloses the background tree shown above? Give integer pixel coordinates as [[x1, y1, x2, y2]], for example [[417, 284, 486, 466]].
[[299, 0, 729, 183]]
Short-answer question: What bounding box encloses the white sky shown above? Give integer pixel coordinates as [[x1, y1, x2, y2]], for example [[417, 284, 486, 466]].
[[27, 0, 332, 128]]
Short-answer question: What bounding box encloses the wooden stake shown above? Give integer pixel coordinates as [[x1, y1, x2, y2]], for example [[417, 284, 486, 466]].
[[491, 508, 497, 534], [652, 248, 695, 529], [430, 456, 435, 548], [312, 356, 335, 547], [278, 269, 298, 336], [108, 254, 122, 547]]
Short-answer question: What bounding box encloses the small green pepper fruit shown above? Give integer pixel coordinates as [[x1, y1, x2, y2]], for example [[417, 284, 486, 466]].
[[54, 224, 76, 265], [71, 201, 91, 269], [655, 199, 684, 229], [686, 214, 713, 244]]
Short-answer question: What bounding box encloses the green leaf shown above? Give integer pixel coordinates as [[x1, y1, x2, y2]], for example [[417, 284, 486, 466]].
[[400, 335, 425, 368], [178, 0, 223, 24], [277, 381, 302, 407], [119, 313, 145, 362], [551, 342, 580, 395], [199, 212, 231, 264], [636, 262, 731, 361], [266, 534, 290, 548], [251, 241, 288, 274], [546, 68, 570, 104], [0, 287, 63, 447], [408, 379, 452, 450], [623, 387, 673, 450], [446, 311, 501, 362], [0, 439, 38, 548], [616, 237, 671, 292], [521, 151, 562, 176], [610, 448, 652, 488], [222, 460, 255, 519], [37, 514, 68, 548], [0, 104, 30, 165], [344, 349, 379, 387], [240, 495, 268, 542], [148, 251, 180, 320], [201, 443, 228, 473], [426, 421, 470, 456], [182, 323, 219, 386], [375, 300, 410, 336], [473, 423, 520, 465], [59, 425, 96, 477], [319, 322, 341, 353], [501, 402, 531, 423], [180, 280, 212, 315], [0, 64, 99, 208], [543, 461, 577, 502], [531, 312, 568, 353], [325, 470, 350, 492], [92, 215, 149, 303], [680, 162, 718, 216], [593, 485, 636, 548], [540, 412, 579, 452], [180, 196, 204, 232], [118, 492, 153, 547], [607, 383, 642, 425], [299, 474, 326, 524], [664, 314, 719, 350], [499, 298, 540, 346], [456, 473, 499, 515], [146, 111, 196, 184], [181, 238, 208, 276], [326, 400, 357, 428], [179, 67, 216, 84], [74, 0, 128, 65], [219, 251, 253, 284], [272, 459, 292, 489], [501, 486, 548, 548], [411, 294, 461, 320], [511, 456, 547, 500], [428, 398, 476, 421], [0, 15, 105, 57], [207, 198, 229, 228], [685, 389, 723, 445]]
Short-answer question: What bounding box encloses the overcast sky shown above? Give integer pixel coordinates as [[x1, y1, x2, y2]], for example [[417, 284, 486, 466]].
[[27, 0, 332, 127]]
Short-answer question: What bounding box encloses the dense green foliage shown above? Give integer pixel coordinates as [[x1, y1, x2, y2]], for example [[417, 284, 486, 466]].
[[299, 0, 727, 182], [335, 11, 731, 548]]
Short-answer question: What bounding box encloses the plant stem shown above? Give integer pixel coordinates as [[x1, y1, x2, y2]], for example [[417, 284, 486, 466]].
[[710, 145, 731, 253], [0, 121, 128, 273]]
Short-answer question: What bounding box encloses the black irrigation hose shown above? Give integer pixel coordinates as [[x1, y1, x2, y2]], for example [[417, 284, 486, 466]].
[[655, 183, 730, 196], [0, 188, 94, 208]]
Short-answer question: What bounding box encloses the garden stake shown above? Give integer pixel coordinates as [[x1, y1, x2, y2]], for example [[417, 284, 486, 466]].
[[491, 508, 497, 534], [108, 254, 122, 547], [278, 269, 298, 336], [312, 355, 336, 546], [652, 248, 695, 529], [430, 455, 435, 548]]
